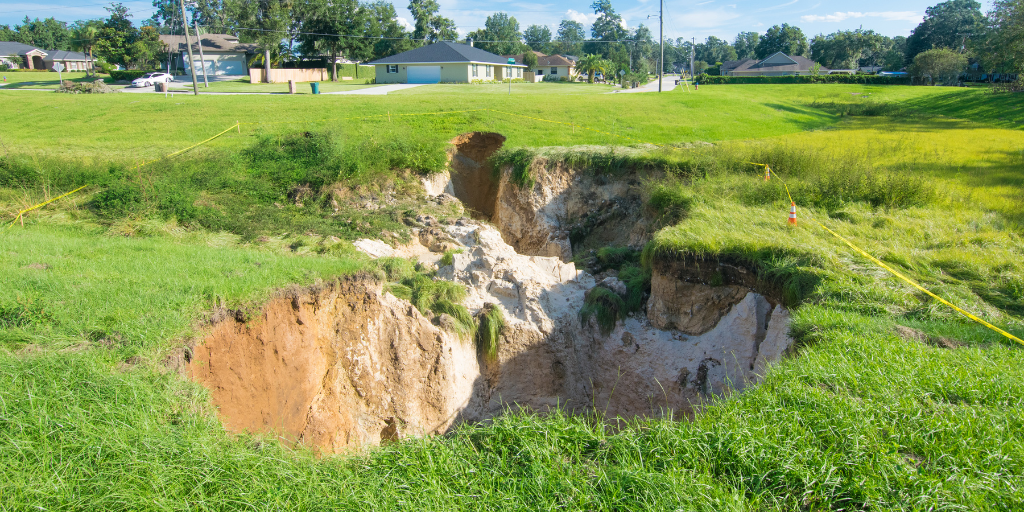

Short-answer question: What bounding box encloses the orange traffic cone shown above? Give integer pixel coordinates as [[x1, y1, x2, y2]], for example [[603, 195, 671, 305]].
[[788, 202, 797, 226], [764, 167, 771, 181]]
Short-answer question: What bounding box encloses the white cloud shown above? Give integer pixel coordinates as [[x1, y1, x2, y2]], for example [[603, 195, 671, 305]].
[[801, 11, 920, 23], [394, 17, 414, 31], [564, 9, 599, 25], [696, 0, 715, 4]]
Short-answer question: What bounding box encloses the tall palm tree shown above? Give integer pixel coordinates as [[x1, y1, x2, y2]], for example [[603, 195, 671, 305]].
[[72, 21, 102, 77]]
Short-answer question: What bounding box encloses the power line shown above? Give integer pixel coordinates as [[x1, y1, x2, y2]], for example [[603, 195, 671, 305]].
[[202, 24, 642, 44]]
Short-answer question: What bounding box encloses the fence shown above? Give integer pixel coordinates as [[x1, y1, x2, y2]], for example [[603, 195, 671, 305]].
[[249, 68, 328, 84]]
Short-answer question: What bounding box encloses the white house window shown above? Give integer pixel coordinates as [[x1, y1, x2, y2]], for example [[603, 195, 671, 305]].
[[472, 64, 478, 77], [551, 67, 558, 75], [387, 65, 398, 73], [537, 69, 543, 75], [516, 68, 521, 78], [486, 65, 492, 77]]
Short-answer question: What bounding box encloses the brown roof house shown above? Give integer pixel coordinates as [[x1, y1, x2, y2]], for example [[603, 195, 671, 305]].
[[159, 33, 258, 77], [0, 42, 92, 71], [721, 52, 828, 77], [504, 51, 576, 82]]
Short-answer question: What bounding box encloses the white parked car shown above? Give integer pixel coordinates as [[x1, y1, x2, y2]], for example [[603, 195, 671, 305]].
[[131, 73, 174, 87]]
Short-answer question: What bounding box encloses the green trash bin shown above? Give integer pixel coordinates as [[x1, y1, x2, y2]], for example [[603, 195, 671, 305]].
[[310, 82, 320, 94]]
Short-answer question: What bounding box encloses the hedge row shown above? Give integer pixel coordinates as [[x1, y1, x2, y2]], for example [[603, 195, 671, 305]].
[[694, 73, 911, 85], [109, 70, 162, 81]]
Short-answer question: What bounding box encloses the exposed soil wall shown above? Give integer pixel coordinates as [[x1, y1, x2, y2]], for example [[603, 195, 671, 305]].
[[447, 132, 505, 219], [188, 277, 480, 453]]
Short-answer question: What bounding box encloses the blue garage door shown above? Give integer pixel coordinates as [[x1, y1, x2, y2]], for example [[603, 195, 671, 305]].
[[407, 66, 441, 84]]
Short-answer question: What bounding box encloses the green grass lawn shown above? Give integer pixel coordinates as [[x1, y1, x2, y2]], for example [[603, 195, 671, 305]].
[[166, 78, 381, 94], [2, 83, 1024, 510]]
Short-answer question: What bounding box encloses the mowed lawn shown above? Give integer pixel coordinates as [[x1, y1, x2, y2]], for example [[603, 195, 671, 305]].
[[0, 82, 982, 161]]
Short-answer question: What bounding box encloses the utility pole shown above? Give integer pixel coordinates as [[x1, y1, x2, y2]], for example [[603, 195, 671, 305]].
[[179, 0, 198, 95], [690, 37, 695, 80], [193, 18, 209, 87], [658, 0, 663, 92]]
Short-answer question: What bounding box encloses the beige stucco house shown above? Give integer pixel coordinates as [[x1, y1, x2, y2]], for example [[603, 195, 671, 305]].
[[504, 52, 576, 82], [369, 42, 526, 84], [721, 52, 828, 76]]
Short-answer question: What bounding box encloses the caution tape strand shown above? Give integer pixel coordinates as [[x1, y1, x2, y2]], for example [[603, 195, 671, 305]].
[[756, 165, 1024, 346], [8, 122, 242, 228]]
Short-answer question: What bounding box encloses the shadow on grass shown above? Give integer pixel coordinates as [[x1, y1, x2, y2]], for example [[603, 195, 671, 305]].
[[903, 88, 1024, 129]]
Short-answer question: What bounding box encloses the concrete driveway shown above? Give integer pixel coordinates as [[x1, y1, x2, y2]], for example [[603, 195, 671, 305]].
[[610, 75, 680, 93], [323, 84, 424, 95]]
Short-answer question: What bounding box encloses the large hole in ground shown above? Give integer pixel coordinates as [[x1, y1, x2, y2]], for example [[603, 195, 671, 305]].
[[188, 139, 796, 454], [448, 132, 505, 220]]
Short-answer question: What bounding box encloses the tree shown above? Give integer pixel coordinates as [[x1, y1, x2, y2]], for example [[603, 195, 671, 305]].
[[733, 31, 759, 59], [472, 13, 526, 55], [523, 24, 552, 53], [94, 3, 162, 69], [577, 53, 609, 82], [523, 51, 538, 68], [908, 48, 968, 84], [975, 0, 1024, 75], [696, 35, 737, 65], [754, 24, 808, 59], [810, 29, 886, 69], [905, 0, 985, 63], [363, 1, 414, 60], [295, 0, 366, 80], [585, 0, 626, 58], [149, 0, 229, 30], [225, 0, 292, 66], [14, 17, 72, 50], [71, 20, 103, 76], [555, 20, 585, 55], [408, 0, 457, 43]]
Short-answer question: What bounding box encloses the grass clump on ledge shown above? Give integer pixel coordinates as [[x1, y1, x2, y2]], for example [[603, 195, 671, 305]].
[[475, 303, 505, 361]]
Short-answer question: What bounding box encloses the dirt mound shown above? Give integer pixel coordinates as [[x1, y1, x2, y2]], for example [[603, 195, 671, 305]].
[[448, 132, 505, 219]]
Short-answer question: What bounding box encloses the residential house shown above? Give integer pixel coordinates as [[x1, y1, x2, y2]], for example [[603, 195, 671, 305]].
[[1, 42, 91, 71], [159, 33, 258, 76], [369, 42, 526, 84], [503, 51, 576, 82], [721, 52, 828, 76], [43, 50, 92, 72]]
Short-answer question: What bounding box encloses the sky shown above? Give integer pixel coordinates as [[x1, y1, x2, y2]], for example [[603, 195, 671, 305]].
[[0, 0, 998, 44]]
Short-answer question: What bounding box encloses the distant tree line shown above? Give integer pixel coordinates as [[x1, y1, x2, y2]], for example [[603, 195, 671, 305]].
[[2, 0, 1019, 84]]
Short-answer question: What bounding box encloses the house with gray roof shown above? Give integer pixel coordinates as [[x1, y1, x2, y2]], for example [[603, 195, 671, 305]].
[[159, 33, 258, 76], [0, 42, 89, 71], [721, 52, 828, 77], [368, 42, 526, 84]]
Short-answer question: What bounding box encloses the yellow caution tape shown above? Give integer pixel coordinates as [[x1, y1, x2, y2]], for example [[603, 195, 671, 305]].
[[7, 185, 88, 229], [756, 165, 1023, 346], [8, 122, 241, 228]]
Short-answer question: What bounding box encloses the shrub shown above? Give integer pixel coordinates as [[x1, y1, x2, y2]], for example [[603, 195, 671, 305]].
[[109, 70, 160, 82], [490, 148, 536, 189], [580, 287, 625, 334], [693, 73, 911, 85], [89, 183, 145, 218], [648, 182, 694, 225]]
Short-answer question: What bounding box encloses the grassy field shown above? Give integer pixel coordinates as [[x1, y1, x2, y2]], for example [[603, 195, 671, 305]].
[[2, 82, 1023, 510]]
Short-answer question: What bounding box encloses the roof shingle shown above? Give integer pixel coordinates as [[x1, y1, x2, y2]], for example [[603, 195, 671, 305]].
[[368, 42, 515, 65]]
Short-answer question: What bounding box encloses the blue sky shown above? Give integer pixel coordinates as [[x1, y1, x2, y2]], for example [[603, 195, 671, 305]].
[[0, 0, 996, 43]]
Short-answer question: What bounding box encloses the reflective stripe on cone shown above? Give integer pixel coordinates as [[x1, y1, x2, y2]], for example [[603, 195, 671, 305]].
[[788, 202, 797, 226]]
